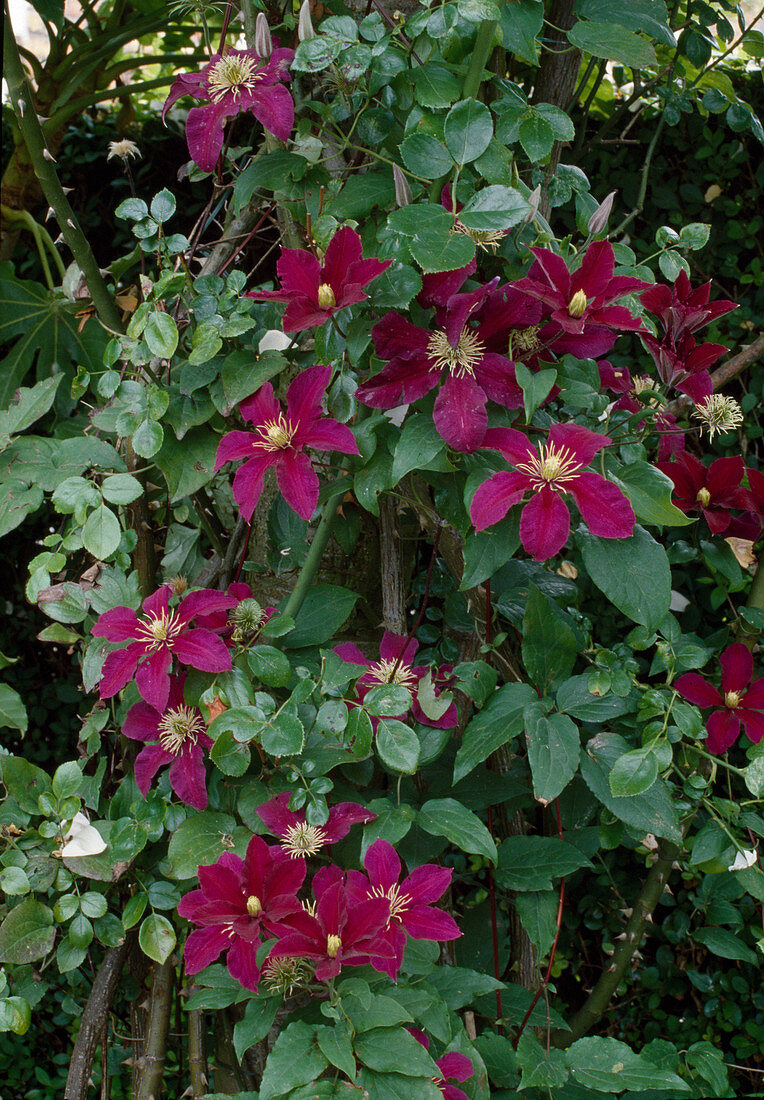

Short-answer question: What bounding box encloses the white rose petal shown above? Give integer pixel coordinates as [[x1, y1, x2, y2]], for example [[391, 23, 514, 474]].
[[61, 812, 107, 858]]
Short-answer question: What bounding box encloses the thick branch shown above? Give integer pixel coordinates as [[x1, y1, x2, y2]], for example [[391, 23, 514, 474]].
[[553, 843, 678, 1045], [135, 961, 174, 1100], [379, 497, 407, 634], [188, 1004, 208, 1100], [64, 939, 131, 1100]]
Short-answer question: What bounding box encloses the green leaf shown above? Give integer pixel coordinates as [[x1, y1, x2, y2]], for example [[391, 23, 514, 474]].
[[526, 712, 580, 803], [514, 891, 559, 957], [567, 1036, 691, 1092], [521, 584, 577, 691], [0, 867, 31, 897], [609, 746, 659, 796], [150, 189, 176, 223], [409, 233, 475, 275], [517, 1032, 569, 1089], [518, 112, 555, 161], [579, 525, 670, 633], [680, 222, 711, 250], [355, 1026, 439, 1077], [220, 350, 287, 412], [611, 461, 694, 527], [693, 926, 757, 965], [283, 584, 358, 648], [576, 0, 675, 47], [461, 513, 521, 589], [233, 997, 279, 1062], [426, 965, 504, 1009], [143, 311, 179, 359], [459, 185, 531, 231], [580, 732, 682, 843], [0, 685, 27, 734], [418, 798, 497, 862], [411, 65, 462, 109], [155, 427, 218, 502], [138, 913, 176, 964], [496, 836, 592, 891], [372, 262, 423, 310], [399, 134, 453, 179], [376, 719, 420, 774], [0, 755, 51, 813], [556, 673, 634, 722], [100, 473, 143, 505], [568, 20, 657, 66], [210, 730, 252, 776], [361, 799, 416, 857], [122, 894, 148, 930], [248, 646, 292, 689], [515, 362, 557, 421], [453, 682, 537, 782], [52, 761, 82, 800], [392, 415, 446, 482], [81, 504, 121, 559], [499, 0, 543, 65], [364, 684, 413, 717], [0, 996, 32, 1036], [0, 375, 62, 441], [316, 1025, 357, 1080], [444, 99, 494, 164], [260, 1021, 328, 1100], [358, 1071, 441, 1100], [259, 711, 305, 757], [166, 812, 237, 880], [0, 899, 55, 963]]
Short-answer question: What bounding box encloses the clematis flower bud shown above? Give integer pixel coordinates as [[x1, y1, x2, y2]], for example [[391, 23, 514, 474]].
[[392, 164, 412, 207], [255, 12, 273, 58], [588, 190, 615, 238], [298, 0, 316, 41]]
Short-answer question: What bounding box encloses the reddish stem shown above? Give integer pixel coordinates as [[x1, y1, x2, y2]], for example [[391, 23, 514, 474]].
[[218, 2, 234, 54], [487, 804, 503, 1024]]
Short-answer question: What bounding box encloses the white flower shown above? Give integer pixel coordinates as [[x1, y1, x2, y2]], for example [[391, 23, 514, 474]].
[[61, 812, 107, 858], [728, 849, 757, 872], [107, 139, 141, 163], [258, 330, 293, 353]]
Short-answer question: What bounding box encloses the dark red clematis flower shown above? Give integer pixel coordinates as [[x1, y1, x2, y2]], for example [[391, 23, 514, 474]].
[[641, 331, 726, 404], [640, 270, 736, 343], [346, 840, 461, 980], [92, 585, 236, 711], [657, 451, 748, 534], [255, 792, 376, 858], [357, 285, 522, 453], [470, 423, 635, 561], [512, 240, 650, 339], [163, 46, 295, 172], [123, 674, 212, 811], [598, 362, 684, 460], [246, 226, 391, 333], [334, 631, 457, 730], [214, 365, 359, 522], [417, 261, 476, 310], [266, 878, 393, 981], [675, 643, 764, 753], [409, 1031, 475, 1100], [177, 835, 306, 990]]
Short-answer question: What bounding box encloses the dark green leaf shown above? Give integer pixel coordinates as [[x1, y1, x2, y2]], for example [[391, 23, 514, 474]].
[[259, 1022, 328, 1100], [567, 1036, 691, 1092], [283, 585, 358, 648], [526, 712, 581, 803], [0, 899, 55, 963], [376, 719, 420, 774], [499, 0, 543, 65], [579, 525, 670, 633], [453, 682, 536, 782], [611, 461, 694, 527], [399, 134, 453, 179], [444, 99, 494, 163], [522, 584, 577, 691], [138, 913, 176, 963], [418, 798, 497, 862], [166, 812, 237, 880], [496, 836, 592, 891], [568, 20, 657, 66]]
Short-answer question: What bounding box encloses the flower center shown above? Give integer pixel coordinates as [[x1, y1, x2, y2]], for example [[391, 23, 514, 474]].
[[136, 610, 183, 649], [246, 894, 262, 917], [724, 690, 741, 709], [568, 290, 588, 318], [510, 325, 541, 357], [696, 487, 711, 507], [692, 394, 744, 442], [280, 822, 328, 858], [317, 282, 336, 309], [326, 933, 342, 958], [157, 705, 205, 754], [207, 54, 262, 102], [253, 413, 297, 452], [370, 882, 412, 921], [262, 956, 310, 995], [452, 220, 506, 252], [515, 441, 584, 490], [366, 658, 417, 689], [426, 327, 486, 379]]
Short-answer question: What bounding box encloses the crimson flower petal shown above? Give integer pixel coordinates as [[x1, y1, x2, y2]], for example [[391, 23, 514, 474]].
[[547, 422, 611, 468], [172, 628, 233, 674], [437, 1052, 474, 1083], [470, 471, 528, 531], [720, 643, 752, 695], [706, 709, 740, 753], [122, 701, 160, 743], [519, 485, 571, 560], [321, 225, 363, 287], [569, 471, 636, 539], [134, 743, 173, 797], [215, 430, 258, 470], [168, 747, 208, 811], [226, 936, 260, 991], [674, 673, 724, 708], [135, 646, 173, 711], [364, 839, 401, 892], [184, 925, 229, 973], [286, 364, 331, 425], [275, 449, 319, 520], [433, 373, 488, 452], [247, 81, 294, 142], [91, 606, 140, 641], [185, 102, 228, 173], [739, 709, 764, 744], [403, 905, 461, 941], [232, 454, 274, 522]]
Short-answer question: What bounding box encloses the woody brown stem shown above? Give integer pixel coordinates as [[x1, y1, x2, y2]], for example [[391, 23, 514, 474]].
[[64, 939, 131, 1100], [135, 961, 174, 1100]]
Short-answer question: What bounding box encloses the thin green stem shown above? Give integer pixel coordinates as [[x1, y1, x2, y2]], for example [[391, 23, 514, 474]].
[[461, 20, 498, 100], [281, 483, 349, 622], [3, 10, 123, 332], [1, 205, 57, 287]]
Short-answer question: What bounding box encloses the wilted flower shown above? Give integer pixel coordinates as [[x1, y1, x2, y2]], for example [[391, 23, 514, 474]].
[[346, 840, 461, 980], [729, 848, 758, 872], [692, 394, 744, 441], [178, 836, 306, 990], [470, 423, 635, 561], [255, 793, 376, 858], [92, 585, 236, 711], [60, 812, 107, 858], [675, 642, 764, 753], [163, 46, 295, 172], [214, 365, 359, 522], [123, 674, 213, 811], [107, 139, 141, 162], [246, 226, 391, 333]]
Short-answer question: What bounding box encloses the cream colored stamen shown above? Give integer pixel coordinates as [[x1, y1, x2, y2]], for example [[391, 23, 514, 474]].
[[366, 658, 417, 689], [692, 395, 744, 442], [280, 822, 328, 858], [370, 882, 412, 922], [515, 442, 584, 490], [452, 220, 506, 252], [246, 894, 262, 916], [136, 610, 183, 648], [326, 933, 342, 958], [696, 488, 711, 507], [568, 290, 588, 318], [253, 413, 297, 452], [725, 690, 741, 708], [157, 705, 205, 754], [510, 325, 541, 358], [426, 327, 486, 378], [317, 282, 336, 309], [207, 54, 263, 102]]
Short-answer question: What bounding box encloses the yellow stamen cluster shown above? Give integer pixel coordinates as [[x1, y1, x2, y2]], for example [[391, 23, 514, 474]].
[[253, 413, 298, 452], [326, 934, 342, 958], [692, 394, 744, 441], [452, 220, 506, 252], [207, 54, 262, 102], [317, 282, 336, 309], [510, 326, 541, 358], [136, 610, 182, 648], [426, 327, 486, 378], [568, 290, 588, 318], [724, 690, 741, 708], [696, 487, 711, 507], [262, 956, 311, 995], [246, 895, 262, 916], [370, 882, 412, 922], [281, 822, 328, 858], [366, 659, 417, 689], [515, 442, 583, 490], [157, 705, 205, 754]]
